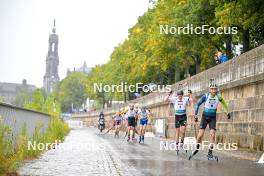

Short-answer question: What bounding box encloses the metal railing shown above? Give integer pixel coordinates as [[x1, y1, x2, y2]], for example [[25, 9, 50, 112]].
[[74, 44, 264, 117]]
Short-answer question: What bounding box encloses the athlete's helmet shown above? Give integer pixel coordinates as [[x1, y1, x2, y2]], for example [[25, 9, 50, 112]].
[[177, 90, 184, 96], [129, 104, 134, 110], [99, 111, 104, 119], [121, 107, 128, 114], [141, 106, 146, 109], [209, 83, 218, 88]]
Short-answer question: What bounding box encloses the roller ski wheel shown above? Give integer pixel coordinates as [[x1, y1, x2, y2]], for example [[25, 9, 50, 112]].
[[207, 155, 219, 162]]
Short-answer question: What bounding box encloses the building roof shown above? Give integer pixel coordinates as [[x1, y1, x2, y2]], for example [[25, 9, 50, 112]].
[[68, 61, 92, 76], [0, 81, 37, 92], [76, 61, 92, 73]]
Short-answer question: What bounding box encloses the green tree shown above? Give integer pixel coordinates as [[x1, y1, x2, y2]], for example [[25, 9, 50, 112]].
[[83, 0, 264, 108], [15, 90, 33, 107], [43, 94, 61, 117], [214, 0, 264, 52], [55, 72, 87, 112], [23, 89, 44, 112]]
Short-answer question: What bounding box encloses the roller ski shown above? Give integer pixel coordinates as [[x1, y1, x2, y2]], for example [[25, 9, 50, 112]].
[[127, 136, 131, 142], [127, 130, 136, 143], [127, 130, 132, 142], [175, 142, 179, 155], [207, 150, 218, 162], [176, 142, 187, 155], [138, 136, 145, 144], [176, 149, 179, 155], [114, 131, 119, 138], [123, 131, 128, 139], [127, 136, 137, 143], [188, 149, 199, 160], [188, 144, 200, 160]]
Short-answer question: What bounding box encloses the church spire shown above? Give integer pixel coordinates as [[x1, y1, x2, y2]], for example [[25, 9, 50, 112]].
[[44, 19, 59, 94], [52, 18, 56, 33]]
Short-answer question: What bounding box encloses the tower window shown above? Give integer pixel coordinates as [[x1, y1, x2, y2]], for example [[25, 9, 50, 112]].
[[52, 43, 55, 52]]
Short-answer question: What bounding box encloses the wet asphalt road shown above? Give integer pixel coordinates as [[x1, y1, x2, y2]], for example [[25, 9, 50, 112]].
[[18, 128, 264, 176]]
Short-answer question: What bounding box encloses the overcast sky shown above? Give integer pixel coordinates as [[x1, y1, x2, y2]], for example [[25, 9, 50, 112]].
[[0, 0, 151, 87]]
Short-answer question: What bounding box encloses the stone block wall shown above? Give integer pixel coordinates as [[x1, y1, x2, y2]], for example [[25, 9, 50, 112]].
[[73, 44, 264, 151]]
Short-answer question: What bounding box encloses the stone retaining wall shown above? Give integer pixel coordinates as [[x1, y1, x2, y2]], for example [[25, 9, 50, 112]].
[[73, 44, 264, 151]]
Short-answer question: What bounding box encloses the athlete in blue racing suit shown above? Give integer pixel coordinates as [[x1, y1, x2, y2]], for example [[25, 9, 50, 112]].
[[190, 83, 231, 159], [138, 107, 151, 144]]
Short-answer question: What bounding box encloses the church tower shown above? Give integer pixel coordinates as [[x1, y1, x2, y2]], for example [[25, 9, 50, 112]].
[[43, 19, 60, 94]]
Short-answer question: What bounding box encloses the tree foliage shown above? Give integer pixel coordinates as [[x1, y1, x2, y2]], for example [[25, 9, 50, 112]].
[[55, 72, 87, 112], [23, 89, 45, 112], [86, 0, 264, 108], [20, 88, 61, 117], [15, 90, 33, 107]]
